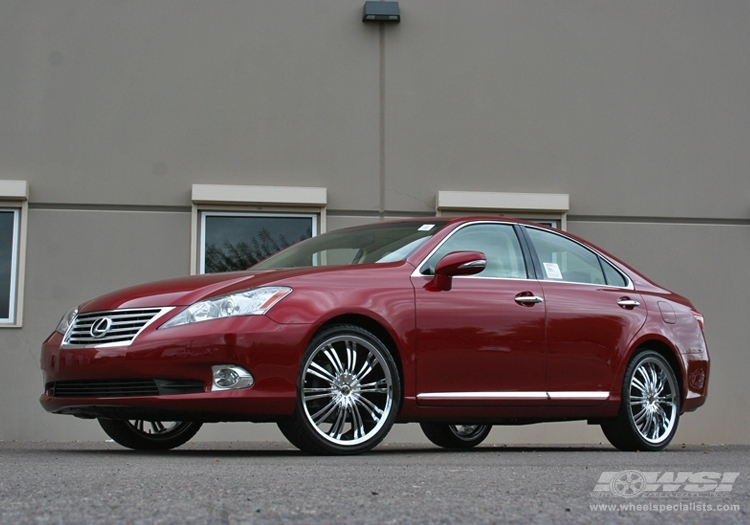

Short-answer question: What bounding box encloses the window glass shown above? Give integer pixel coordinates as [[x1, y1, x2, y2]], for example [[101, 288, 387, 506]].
[[421, 223, 527, 278], [0, 209, 19, 322], [254, 221, 447, 270], [200, 212, 316, 273], [525, 227, 605, 285], [601, 258, 628, 287]]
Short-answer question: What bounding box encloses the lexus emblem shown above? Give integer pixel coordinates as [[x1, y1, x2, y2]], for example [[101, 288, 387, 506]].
[[90, 317, 113, 339]]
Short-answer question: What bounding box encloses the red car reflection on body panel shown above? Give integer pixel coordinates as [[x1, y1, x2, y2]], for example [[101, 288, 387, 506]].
[[40, 217, 709, 454]]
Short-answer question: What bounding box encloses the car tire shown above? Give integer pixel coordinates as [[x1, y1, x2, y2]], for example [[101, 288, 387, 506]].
[[601, 350, 680, 451], [420, 423, 492, 449], [98, 419, 202, 451], [277, 324, 401, 455]]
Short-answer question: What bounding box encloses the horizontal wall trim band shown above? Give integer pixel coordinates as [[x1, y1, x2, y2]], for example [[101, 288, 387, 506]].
[[28, 204, 438, 218], [568, 215, 750, 226], [327, 209, 436, 218], [29, 203, 192, 213], [27, 204, 750, 227]]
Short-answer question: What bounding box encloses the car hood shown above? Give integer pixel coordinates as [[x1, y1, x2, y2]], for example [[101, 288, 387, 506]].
[[77, 268, 324, 312]]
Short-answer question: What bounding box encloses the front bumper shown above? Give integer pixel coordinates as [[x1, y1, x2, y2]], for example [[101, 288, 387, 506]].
[[40, 315, 312, 421]]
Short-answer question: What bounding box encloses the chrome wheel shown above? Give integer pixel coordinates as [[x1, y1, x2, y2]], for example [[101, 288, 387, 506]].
[[303, 333, 394, 446], [278, 324, 400, 455], [128, 420, 184, 436], [450, 425, 485, 440], [98, 418, 202, 450], [420, 422, 492, 449], [601, 350, 680, 451], [628, 356, 678, 444]]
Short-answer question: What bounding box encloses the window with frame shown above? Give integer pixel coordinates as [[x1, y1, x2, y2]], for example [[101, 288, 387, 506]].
[[525, 227, 628, 287], [421, 223, 528, 279], [199, 211, 317, 273], [0, 208, 20, 322], [191, 184, 327, 275]]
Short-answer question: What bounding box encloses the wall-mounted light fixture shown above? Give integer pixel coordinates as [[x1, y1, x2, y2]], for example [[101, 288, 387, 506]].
[[362, 1, 400, 23]]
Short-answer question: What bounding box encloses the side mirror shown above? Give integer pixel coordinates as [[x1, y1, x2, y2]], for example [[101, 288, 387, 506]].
[[433, 251, 486, 291]]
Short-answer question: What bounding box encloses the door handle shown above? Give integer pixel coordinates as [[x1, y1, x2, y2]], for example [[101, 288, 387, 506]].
[[617, 298, 641, 309], [515, 294, 544, 306]]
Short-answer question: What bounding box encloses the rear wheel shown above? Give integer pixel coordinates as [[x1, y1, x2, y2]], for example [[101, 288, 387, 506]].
[[601, 350, 680, 451], [420, 423, 492, 449], [278, 324, 400, 455], [98, 419, 202, 451]]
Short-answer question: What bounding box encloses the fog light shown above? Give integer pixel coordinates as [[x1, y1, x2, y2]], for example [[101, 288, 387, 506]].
[[211, 365, 254, 391]]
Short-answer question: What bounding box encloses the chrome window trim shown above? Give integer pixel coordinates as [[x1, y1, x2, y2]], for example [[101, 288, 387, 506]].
[[528, 278, 634, 290], [410, 273, 537, 283]]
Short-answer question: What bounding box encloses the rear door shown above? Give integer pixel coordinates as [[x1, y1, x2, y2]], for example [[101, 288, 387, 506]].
[[522, 226, 647, 403]]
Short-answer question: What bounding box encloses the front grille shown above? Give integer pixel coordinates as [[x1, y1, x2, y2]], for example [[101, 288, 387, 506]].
[[47, 379, 205, 398], [64, 308, 170, 347]]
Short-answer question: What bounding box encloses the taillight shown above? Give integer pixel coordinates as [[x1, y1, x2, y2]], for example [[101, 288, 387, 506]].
[[691, 310, 705, 331]]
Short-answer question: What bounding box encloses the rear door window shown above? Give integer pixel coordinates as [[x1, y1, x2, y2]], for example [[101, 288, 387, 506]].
[[525, 227, 606, 285]]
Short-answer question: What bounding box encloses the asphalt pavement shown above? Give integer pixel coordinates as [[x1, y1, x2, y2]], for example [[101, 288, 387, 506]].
[[1, 441, 748, 525]]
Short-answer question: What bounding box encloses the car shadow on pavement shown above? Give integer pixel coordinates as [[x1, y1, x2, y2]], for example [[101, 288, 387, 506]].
[[27, 442, 715, 458]]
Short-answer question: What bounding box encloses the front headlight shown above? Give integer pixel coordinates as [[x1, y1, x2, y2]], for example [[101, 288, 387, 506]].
[[55, 308, 78, 335], [160, 286, 292, 329]]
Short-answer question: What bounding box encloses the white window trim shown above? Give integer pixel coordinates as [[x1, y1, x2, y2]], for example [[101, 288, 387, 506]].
[[436, 191, 569, 230], [190, 184, 327, 275], [0, 180, 29, 327]]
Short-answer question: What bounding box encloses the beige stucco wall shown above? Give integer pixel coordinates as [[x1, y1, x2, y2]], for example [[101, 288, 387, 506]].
[[0, 1, 748, 445]]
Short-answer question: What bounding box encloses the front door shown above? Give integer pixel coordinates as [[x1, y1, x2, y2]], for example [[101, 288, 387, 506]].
[[412, 223, 548, 406]]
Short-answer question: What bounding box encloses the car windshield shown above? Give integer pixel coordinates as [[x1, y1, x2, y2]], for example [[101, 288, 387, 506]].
[[253, 220, 449, 269]]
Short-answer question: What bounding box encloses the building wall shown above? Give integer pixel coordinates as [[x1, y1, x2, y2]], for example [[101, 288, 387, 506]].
[[0, 0, 748, 445]]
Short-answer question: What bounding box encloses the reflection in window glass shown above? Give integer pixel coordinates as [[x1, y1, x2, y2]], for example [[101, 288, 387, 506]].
[[0, 210, 19, 322], [201, 213, 316, 273], [526, 227, 605, 285], [601, 258, 628, 287], [422, 223, 527, 278], [254, 221, 447, 270]]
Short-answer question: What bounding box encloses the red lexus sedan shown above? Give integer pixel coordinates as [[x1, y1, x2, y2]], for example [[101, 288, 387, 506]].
[[40, 217, 709, 454]]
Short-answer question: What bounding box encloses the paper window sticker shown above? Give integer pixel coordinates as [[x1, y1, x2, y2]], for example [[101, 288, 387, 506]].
[[543, 262, 563, 279]]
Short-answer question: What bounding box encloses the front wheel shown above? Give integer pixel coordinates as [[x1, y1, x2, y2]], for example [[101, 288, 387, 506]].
[[278, 324, 401, 455], [98, 419, 202, 450], [601, 350, 680, 451], [420, 423, 492, 449]]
